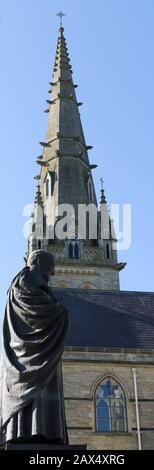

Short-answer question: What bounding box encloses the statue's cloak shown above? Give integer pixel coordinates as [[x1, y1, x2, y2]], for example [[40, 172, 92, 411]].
[[0, 267, 69, 442]]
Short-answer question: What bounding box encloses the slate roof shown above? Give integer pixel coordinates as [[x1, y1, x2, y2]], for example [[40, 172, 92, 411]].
[[54, 289, 154, 350]]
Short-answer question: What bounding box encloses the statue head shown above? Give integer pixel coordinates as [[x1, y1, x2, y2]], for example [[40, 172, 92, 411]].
[[27, 250, 54, 281]]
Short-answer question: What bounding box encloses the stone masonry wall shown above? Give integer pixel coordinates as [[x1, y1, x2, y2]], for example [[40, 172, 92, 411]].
[[62, 351, 154, 450], [51, 267, 120, 290]]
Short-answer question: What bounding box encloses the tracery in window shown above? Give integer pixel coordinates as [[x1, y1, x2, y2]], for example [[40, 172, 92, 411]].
[[68, 239, 80, 259], [95, 377, 127, 432]]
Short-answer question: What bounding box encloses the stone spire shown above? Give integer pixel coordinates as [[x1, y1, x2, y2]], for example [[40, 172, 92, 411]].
[[38, 24, 97, 216], [40, 26, 92, 166], [27, 22, 126, 291]]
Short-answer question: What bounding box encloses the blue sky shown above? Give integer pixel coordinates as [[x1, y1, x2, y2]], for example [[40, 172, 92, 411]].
[[0, 0, 154, 331]]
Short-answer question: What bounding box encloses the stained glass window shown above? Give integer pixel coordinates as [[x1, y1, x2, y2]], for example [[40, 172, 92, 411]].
[[95, 377, 127, 432]]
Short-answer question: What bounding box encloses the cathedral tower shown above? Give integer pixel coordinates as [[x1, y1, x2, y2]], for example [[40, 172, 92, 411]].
[[28, 24, 126, 290]]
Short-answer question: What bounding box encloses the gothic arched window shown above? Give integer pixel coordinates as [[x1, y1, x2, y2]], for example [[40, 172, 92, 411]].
[[95, 377, 127, 432], [38, 240, 41, 249], [106, 243, 110, 259], [68, 240, 80, 259], [89, 182, 92, 202], [46, 179, 49, 197], [87, 178, 93, 203], [68, 242, 73, 259], [74, 242, 80, 259]]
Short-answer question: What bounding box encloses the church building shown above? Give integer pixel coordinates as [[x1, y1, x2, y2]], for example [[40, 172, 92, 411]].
[[27, 22, 154, 450]]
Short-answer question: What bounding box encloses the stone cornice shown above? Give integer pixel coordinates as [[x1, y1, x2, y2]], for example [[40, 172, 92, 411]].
[[54, 264, 119, 273], [62, 347, 154, 365]]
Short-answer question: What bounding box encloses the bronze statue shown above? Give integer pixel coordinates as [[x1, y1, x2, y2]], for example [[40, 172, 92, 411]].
[[0, 250, 69, 444]]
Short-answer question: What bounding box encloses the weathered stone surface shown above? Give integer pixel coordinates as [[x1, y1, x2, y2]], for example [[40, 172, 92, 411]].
[[28, 27, 123, 291], [62, 352, 154, 450]]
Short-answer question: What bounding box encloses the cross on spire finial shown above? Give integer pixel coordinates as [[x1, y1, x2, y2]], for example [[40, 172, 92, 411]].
[[57, 11, 66, 28]]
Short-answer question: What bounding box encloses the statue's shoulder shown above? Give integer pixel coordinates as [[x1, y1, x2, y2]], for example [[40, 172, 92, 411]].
[[20, 268, 47, 291], [9, 268, 29, 291], [9, 267, 47, 293]]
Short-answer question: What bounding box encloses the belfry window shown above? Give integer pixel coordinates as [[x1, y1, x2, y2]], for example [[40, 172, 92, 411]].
[[74, 242, 79, 259], [89, 182, 92, 202], [87, 179, 93, 203], [106, 243, 110, 259], [68, 242, 73, 259], [38, 240, 41, 249], [44, 171, 55, 199], [95, 377, 127, 432], [68, 240, 80, 259], [46, 179, 49, 197]]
